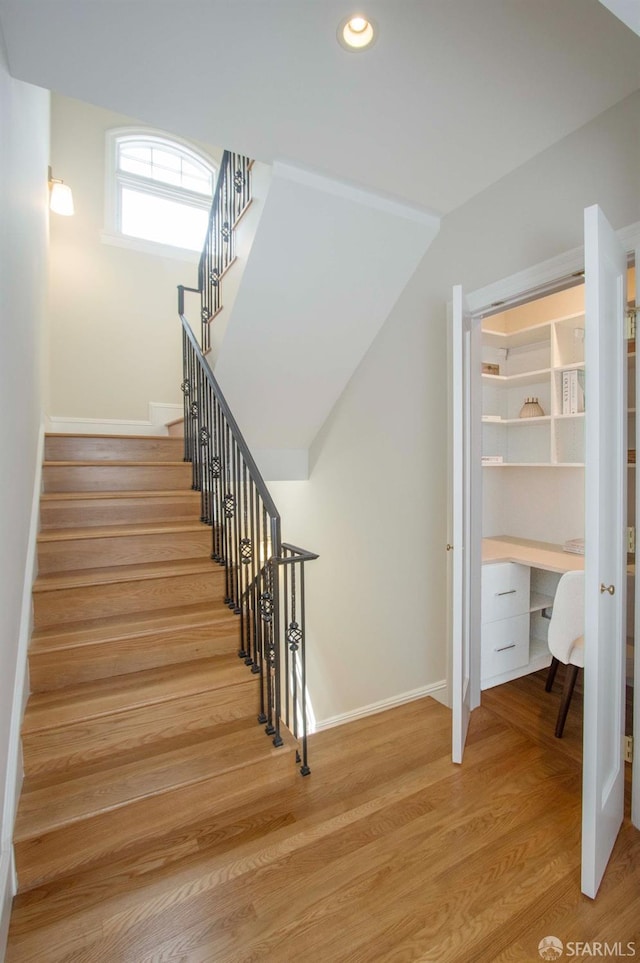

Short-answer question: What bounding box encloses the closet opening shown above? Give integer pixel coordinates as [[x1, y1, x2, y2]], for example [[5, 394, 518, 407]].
[[474, 260, 636, 782]]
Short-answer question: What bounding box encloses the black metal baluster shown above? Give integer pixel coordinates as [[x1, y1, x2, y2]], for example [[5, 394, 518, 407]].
[[248, 478, 259, 672], [256, 498, 267, 723], [237, 457, 247, 659], [203, 383, 213, 526], [187, 345, 197, 490], [231, 438, 241, 613], [298, 559, 310, 775], [211, 396, 222, 561], [181, 328, 190, 465], [283, 551, 291, 734], [270, 515, 283, 748], [224, 422, 235, 605], [195, 364, 205, 515]]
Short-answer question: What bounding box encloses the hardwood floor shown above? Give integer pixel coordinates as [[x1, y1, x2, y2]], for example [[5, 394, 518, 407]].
[[7, 673, 640, 962]]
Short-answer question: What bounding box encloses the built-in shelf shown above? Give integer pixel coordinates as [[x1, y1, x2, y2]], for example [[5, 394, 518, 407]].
[[530, 592, 554, 614], [482, 367, 551, 387], [482, 311, 585, 467], [482, 415, 551, 425], [552, 361, 585, 372]]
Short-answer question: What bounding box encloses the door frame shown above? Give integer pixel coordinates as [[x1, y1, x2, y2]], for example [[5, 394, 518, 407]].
[[449, 289, 482, 763], [449, 220, 640, 790]]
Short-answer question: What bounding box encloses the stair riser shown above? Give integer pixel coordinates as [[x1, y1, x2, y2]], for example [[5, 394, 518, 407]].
[[40, 494, 201, 529], [33, 570, 226, 628], [29, 620, 240, 691], [14, 749, 293, 891], [37, 529, 213, 574], [45, 436, 185, 462], [22, 685, 260, 778], [43, 464, 193, 493]]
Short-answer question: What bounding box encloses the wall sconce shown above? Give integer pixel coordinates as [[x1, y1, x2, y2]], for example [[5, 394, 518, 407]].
[[48, 166, 74, 216]]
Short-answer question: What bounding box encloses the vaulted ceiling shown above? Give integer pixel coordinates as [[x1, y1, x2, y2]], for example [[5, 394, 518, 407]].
[[1, 0, 639, 216]]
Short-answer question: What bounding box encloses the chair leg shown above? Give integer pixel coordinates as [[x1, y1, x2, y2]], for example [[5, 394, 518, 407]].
[[555, 664, 580, 738], [545, 656, 560, 693]]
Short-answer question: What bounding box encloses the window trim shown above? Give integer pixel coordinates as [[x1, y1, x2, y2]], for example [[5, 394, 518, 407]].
[[102, 127, 217, 258]]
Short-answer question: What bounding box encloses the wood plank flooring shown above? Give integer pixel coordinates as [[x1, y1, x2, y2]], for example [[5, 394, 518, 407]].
[[7, 672, 640, 962]]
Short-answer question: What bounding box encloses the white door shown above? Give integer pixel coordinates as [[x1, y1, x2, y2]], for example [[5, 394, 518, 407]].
[[451, 286, 482, 764], [582, 204, 628, 899], [634, 245, 640, 831]]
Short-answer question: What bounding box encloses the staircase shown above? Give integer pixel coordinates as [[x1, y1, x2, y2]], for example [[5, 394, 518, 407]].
[[13, 432, 297, 893]]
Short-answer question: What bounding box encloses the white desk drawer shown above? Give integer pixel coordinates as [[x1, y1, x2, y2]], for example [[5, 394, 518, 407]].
[[482, 562, 530, 623], [482, 613, 530, 679]]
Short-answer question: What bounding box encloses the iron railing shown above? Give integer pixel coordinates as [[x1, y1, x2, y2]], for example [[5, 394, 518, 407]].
[[198, 150, 252, 353], [178, 153, 317, 772]]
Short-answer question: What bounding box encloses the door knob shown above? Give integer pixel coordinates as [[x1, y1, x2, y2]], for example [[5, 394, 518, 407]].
[[600, 583, 615, 595], [446, 544, 453, 552]]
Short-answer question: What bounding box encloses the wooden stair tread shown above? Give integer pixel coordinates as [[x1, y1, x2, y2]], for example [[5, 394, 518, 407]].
[[43, 460, 188, 468], [40, 489, 198, 502], [33, 557, 222, 593], [38, 521, 210, 542], [45, 432, 176, 441], [30, 601, 235, 651], [23, 657, 249, 731], [15, 725, 295, 840]]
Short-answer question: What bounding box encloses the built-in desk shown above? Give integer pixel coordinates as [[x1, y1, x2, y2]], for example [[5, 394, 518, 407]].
[[482, 535, 585, 574], [480, 536, 584, 689]]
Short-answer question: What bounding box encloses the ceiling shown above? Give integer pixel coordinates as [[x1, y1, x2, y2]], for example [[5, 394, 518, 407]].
[[1, 0, 639, 216]]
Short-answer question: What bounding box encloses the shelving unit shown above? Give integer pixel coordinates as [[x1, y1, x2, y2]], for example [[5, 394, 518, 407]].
[[481, 312, 585, 467]]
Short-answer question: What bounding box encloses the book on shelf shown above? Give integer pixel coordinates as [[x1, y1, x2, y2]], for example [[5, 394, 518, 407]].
[[481, 455, 504, 465], [563, 538, 585, 556], [561, 369, 585, 415]]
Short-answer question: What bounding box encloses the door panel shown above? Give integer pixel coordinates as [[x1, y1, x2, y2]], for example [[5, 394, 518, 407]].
[[451, 286, 481, 764], [582, 204, 627, 899], [634, 247, 639, 830]]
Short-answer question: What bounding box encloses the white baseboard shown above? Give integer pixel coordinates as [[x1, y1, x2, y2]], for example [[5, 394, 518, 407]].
[[0, 847, 15, 960], [313, 680, 447, 732], [0, 424, 44, 950], [148, 402, 183, 427], [46, 402, 183, 437]]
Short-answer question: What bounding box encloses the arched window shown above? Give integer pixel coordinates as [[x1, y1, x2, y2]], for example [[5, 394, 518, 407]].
[[105, 129, 216, 255]]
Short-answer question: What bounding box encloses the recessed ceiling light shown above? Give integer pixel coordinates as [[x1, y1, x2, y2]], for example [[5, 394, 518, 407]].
[[337, 14, 377, 51]]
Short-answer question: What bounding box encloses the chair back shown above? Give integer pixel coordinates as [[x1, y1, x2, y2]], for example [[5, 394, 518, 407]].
[[548, 570, 585, 663]]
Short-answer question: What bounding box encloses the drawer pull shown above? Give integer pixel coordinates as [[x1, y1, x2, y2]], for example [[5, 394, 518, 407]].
[[495, 589, 517, 597], [495, 643, 517, 652]]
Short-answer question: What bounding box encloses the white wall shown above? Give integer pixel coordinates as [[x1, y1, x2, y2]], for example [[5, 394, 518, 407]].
[[483, 468, 585, 546], [48, 94, 221, 426], [0, 31, 50, 955], [271, 90, 640, 726]]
